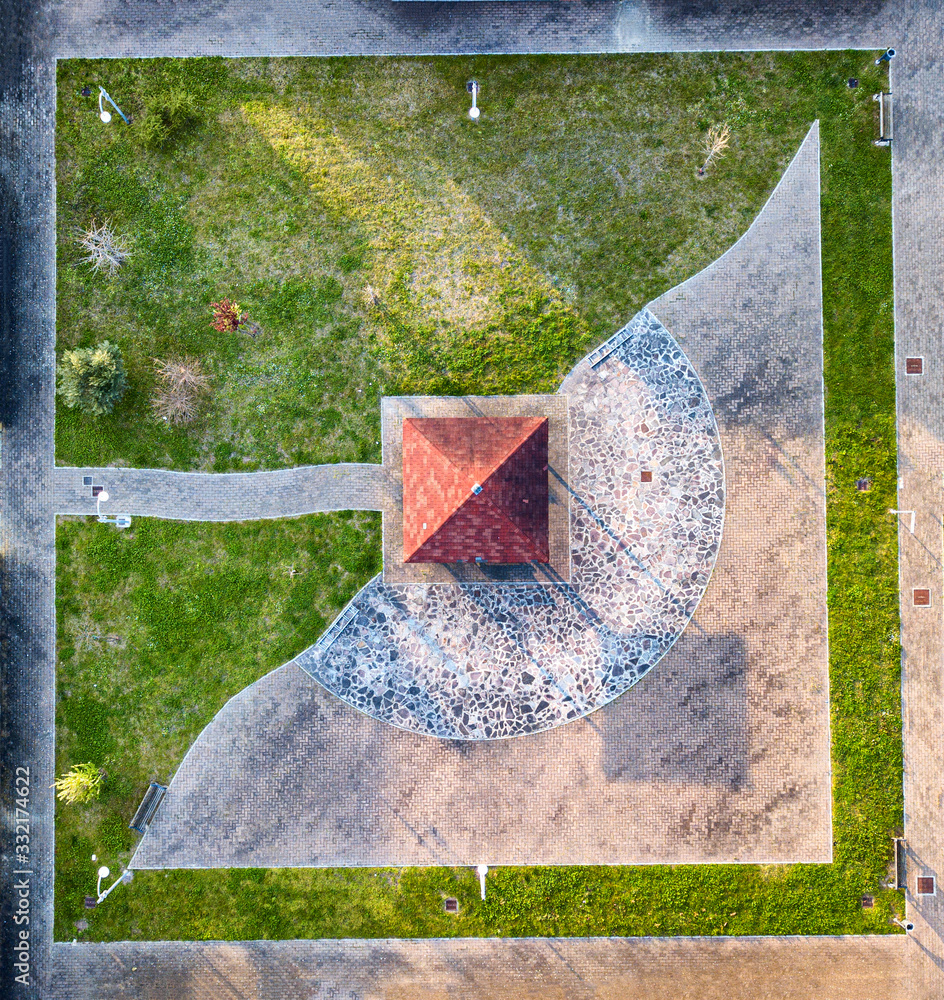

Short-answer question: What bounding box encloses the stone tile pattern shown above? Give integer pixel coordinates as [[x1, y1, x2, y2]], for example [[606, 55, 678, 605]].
[[132, 124, 831, 872], [50, 935, 910, 1000], [887, 7, 944, 997], [51, 0, 887, 61], [0, 3, 58, 999], [382, 395, 572, 585], [402, 417, 549, 563], [292, 309, 724, 740], [53, 463, 390, 520]]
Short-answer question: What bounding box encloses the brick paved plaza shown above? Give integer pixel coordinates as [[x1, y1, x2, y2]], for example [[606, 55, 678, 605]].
[[3, 1, 944, 998]]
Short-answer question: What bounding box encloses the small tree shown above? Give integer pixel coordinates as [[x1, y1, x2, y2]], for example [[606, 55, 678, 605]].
[[54, 762, 104, 805], [210, 298, 248, 333], [698, 124, 731, 176], [151, 356, 213, 425], [137, 87, 201, 151], [57, 341, 128, 416]]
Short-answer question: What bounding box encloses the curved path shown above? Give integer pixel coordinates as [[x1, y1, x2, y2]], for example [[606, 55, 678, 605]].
[[53, 462, 390, 520]]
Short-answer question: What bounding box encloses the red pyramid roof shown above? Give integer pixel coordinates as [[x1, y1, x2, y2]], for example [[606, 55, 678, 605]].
[[403, 417, 549, 564]]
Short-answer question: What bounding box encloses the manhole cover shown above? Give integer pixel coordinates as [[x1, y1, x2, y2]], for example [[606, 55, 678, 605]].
[[906, 357, 924, 375], [640, 470, 653, 483], [917, 876, 936, 895], [914, 589, 931, 607]]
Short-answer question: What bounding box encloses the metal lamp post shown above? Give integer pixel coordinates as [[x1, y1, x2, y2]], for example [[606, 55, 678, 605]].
[[85, 859, 134, 908], [467, 80, 481, 120], [95, 491, 132, 529], [98, 86, 130, 124]]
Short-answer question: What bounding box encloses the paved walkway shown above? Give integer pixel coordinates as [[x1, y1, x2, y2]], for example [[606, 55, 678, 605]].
[[50, 935, 909, 1000], [54, 464, 389, 520], [131, 127, 830, 870], [887, 9, 944, 998]]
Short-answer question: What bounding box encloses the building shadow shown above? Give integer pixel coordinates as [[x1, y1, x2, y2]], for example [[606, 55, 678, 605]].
[[598, 630, 748, 790]]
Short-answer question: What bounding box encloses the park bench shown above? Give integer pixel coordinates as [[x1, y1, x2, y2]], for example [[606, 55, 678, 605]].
[[873, 92, 893, 147], [129, 782, 167, 834]]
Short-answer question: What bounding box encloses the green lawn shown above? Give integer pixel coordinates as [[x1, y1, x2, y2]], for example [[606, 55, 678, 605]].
[[55, 51, 902, 941]]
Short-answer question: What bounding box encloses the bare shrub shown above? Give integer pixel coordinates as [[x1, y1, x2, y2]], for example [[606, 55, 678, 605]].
[[697, 124, 731, 176], [151, 356, 212, 426], [75, 219, 132, 275]]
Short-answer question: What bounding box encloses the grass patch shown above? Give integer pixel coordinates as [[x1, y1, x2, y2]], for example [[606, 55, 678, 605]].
[[55, 51, 901, 941]]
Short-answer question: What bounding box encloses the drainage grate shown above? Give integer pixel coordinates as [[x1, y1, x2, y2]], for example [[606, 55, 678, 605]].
[[848, 78, 859, 88], [917, 876, 936, 895], [83, 476, 92, 486], [913, 589, 931, 607], [856, 478, 871, 492], [640, 471, 653, 483], [861, 895, 874, 908], [906, 357, 924, 375], [91, 485, 104, 497], [444, 897, 459, 913]]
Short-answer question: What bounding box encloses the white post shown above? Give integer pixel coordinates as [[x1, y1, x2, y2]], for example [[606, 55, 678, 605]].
[[888, 509, 916, 534], [476, 864, 488, 900]]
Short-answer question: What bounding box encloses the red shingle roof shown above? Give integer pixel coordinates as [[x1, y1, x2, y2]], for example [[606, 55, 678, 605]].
[[403, 417, 549, 564]]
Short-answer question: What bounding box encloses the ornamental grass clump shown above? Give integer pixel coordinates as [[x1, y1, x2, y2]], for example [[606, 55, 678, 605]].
[[210, 298, 248, 333], [151, 355, 213, 426], [75, 219, 132, 275], [57, 340, 128, 416], [54, 762, 104, 805], [697, 124, 731, 176]]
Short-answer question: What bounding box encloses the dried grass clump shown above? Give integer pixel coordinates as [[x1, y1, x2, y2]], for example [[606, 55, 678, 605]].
[[75, 219, 133, 275], [698, 124, 731, 176], [151, 356, 213, 425]]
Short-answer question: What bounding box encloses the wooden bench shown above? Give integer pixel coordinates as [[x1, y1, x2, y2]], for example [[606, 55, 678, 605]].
[[129, 782, 167, 834], [873, 92, 893, 147]]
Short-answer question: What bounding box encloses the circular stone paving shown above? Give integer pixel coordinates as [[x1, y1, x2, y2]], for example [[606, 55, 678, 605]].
[[292, 308, 725, 739]]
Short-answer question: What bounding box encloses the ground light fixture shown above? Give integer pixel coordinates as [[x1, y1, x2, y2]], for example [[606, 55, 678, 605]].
[[98, 85, 130, 124], [467, 80, 481, 120]]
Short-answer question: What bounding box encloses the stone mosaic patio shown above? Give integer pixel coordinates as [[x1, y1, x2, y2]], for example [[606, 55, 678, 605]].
[[300, 310, 724, 739]]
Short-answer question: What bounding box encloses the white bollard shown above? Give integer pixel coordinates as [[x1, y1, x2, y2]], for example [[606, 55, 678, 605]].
[[476, 864, 488, 900]]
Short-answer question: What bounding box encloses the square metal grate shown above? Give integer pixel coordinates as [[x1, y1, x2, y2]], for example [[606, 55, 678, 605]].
[[856, 478, 871, 492], [914, 589, 931, 607], [860, 895, 874, 908], [917, 876, 936, 895], [906, 357, 924, 375], [83, 476, 92, 486], [444, 897, 459, 913]]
